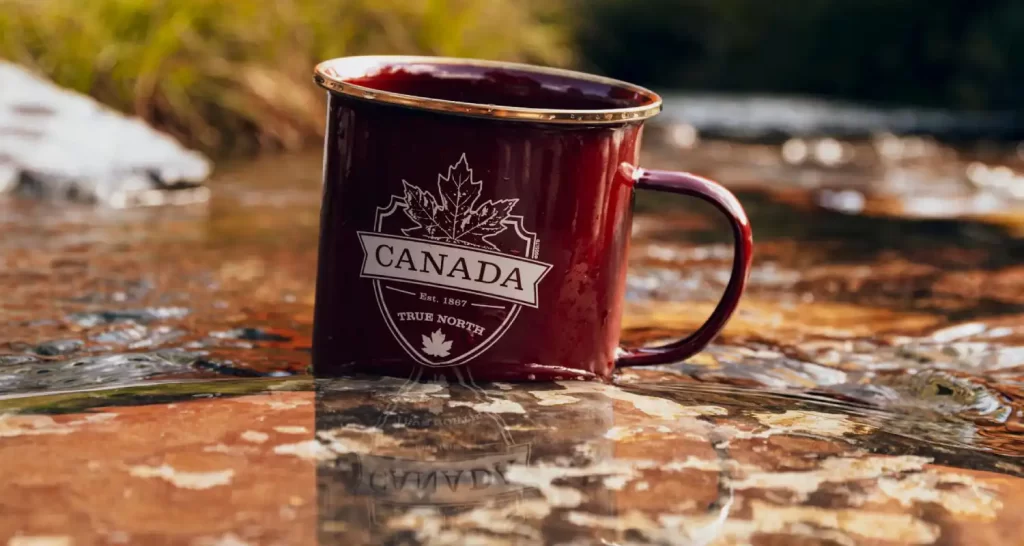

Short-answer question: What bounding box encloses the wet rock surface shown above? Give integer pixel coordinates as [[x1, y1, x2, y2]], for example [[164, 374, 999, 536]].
[[1, 132, 1023, 544], [0, 62, 211, 207]]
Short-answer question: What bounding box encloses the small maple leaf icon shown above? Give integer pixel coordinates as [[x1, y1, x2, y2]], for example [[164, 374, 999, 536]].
[[421, 329, 453, 358], [401, 154, 519, 250]]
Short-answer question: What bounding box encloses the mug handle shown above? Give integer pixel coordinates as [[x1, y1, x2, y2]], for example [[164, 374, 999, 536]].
[[615, 169, 753, 368]]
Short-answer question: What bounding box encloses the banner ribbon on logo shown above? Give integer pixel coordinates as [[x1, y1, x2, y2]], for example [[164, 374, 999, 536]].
[[358, 232, 551, 307]]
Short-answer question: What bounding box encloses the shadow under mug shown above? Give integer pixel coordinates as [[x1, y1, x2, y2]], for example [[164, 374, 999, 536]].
[[312, 56, 753, 382]]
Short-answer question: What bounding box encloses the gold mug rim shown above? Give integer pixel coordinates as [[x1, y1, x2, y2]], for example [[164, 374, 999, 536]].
[[313, 55, 663, 125]]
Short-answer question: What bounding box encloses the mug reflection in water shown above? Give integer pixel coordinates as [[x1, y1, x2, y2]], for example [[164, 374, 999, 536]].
[[315, 369, 543, 539], [314, 368, 736, 544]]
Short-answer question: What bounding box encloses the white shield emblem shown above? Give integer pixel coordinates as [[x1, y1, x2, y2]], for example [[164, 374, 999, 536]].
[[357, 154, 552, 367]]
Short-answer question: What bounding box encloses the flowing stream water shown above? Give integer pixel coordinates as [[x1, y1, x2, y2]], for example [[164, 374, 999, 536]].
[[2, 96, 1023, 544]]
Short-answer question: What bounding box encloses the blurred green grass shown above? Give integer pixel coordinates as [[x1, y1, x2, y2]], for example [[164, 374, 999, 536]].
[[7, 0, 1019, 158], [0, 0, 571, 155]]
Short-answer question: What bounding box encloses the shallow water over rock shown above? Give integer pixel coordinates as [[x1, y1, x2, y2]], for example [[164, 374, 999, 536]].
[[1, 132, 1022, 544]]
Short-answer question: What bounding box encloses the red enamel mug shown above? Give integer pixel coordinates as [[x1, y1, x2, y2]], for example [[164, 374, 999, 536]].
[[312, 56, 752, 382]]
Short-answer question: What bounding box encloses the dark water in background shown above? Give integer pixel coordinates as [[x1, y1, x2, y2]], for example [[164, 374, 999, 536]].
[[660, 93, 1022, 141]]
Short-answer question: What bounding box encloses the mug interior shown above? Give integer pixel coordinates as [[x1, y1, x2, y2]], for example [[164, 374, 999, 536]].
[[315, 56, 661, 124]]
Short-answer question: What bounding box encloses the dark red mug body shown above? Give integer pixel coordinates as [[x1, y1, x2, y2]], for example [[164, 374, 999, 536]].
[[312, 57, 752, 382]]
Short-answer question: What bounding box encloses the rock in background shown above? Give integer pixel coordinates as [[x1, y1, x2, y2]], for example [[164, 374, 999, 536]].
[[0, 61, 211, 207]]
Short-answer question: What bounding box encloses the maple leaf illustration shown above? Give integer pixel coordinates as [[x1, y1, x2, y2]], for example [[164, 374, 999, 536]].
[[400, 154, 518, 250], [401, 181, 449, 239], [421, 329, 452, 358]]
